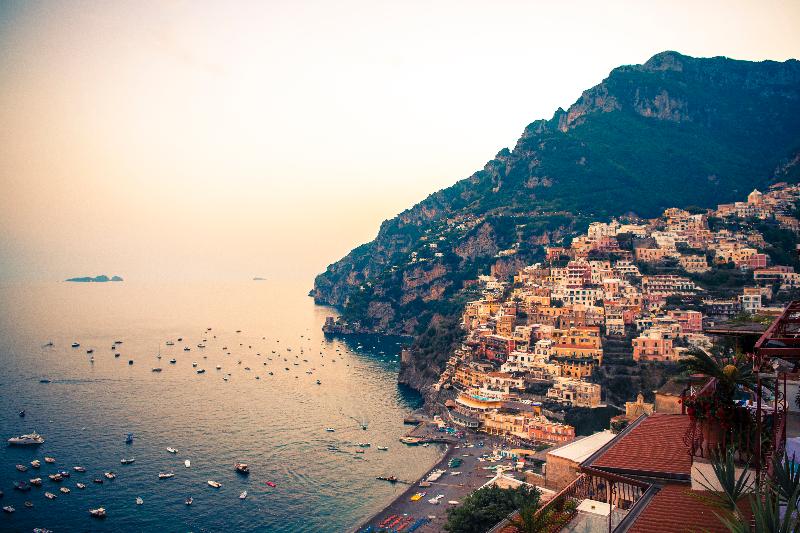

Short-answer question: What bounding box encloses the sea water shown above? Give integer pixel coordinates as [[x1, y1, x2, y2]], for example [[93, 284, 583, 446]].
[[0, 280, 440, 532]]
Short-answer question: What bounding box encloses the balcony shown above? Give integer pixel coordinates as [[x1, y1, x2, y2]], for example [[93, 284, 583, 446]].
[[487, 468, 652, 533]]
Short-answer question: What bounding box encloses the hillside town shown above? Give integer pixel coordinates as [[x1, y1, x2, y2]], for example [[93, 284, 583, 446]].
[[431, 182, 800, 447]]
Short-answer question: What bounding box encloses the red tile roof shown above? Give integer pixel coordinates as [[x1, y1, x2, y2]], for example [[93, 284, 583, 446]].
[[591, 414, 692, 477], [628, 483, 742, 533]]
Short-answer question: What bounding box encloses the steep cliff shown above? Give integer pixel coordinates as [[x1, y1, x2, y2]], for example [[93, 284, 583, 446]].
[[313, 51, 800, 393]]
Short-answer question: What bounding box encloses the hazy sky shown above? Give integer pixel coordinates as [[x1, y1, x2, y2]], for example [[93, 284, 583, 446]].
[[1, 0, 799, 283]]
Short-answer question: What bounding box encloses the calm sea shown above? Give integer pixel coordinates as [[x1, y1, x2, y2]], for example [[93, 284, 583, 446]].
[[0, 281, 440, 532]]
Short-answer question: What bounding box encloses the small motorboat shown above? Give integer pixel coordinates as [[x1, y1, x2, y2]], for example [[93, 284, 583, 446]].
[[184, 347, 191, 352], [265, 481, 276, 488], [86, 349, 94, 354], [14, 481, 31, 491], [29, 478, 42, 486], [44, 492, 56, 500], [169, 358, 176, 364], [104, 472, 116, 480], [158, 472, 175, 479], [136, 497, 143, 505], [128, 360, 134, 365], [166, 341, 175, 346], [114, 340, 123, 345], [24, 501, 33, 508], [121, 458, 135, 465], [73, 466, 86, 472], [152, 367, 162, 372], [59, 487, 70, 494], [239, 490, 247, 499], [357, 443, 371, 448], [93, 478, 103, 484], [76, 482, 86, 489], [185, 497, 193, 506], [167, 447, 178, 454], [316, 380, 321, 385], [8, 432, 45, 446], [58, 470, 70, 478], [234, 462, 249, 474], [71, 343, 80, 348], [47, 474, 62, 482], [376, 475, 398, 483], [89, 507, 106, 518], [192, 362, 198, 367], [39, 379, 51, 383], [19, 410, 25, 417], [196, 368, 205, 374], [355, 449, 365, 454], [197, 344, 206, 348], [185, 460, 191, 468], [216, 365, 222, 370], [207, 480, 221, 488], [177, 337, 183, 341], [3, 506, 15, 513], [377, 446, 389, 451], [223, 375, 228, 381], [16, 464, 28, 472], [30, 460, 41, 468]]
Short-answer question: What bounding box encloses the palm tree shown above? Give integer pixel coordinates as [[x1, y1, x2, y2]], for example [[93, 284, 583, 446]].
[[506, 504, 554, 533], [681, 348, 758, 402]]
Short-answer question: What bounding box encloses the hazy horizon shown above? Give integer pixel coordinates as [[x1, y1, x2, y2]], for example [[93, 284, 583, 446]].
[[1, 0, 799, 283]]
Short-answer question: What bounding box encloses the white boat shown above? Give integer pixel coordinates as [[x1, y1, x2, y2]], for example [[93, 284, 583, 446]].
[[7, 432, 45, 446], [167, 447, 178, 454], [158, 472, 175, 479], [184, 347, 191, 351], [239, 490, 247, 499], [207, 480, 221, 488], [325, 428, 335, 432], [152, 367, 162, 372], [216, 365, 222, 370], [197, 344, 206, 348], [165, 341, 174, 346], [136, 497, 143, 505], [2, 506, 15, 513], [71, 342, 80, 348], [377, 446, 389, 451], [196, 368, 205, 374], [30, 460, 41, 468], [121, 458, 135, 464], [44, 492, 56, 500], [60, 487, 70, 494], [89, 507, 106, 518], [76, 483, 86, 489], [104, 472, 116, 480], [184, 460, 190, 468]]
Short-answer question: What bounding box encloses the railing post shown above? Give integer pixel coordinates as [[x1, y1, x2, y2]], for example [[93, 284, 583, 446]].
[[756, 372, 762, 481]]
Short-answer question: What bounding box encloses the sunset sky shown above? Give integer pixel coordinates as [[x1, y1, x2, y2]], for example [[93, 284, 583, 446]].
[[1, 0, 799, 283]]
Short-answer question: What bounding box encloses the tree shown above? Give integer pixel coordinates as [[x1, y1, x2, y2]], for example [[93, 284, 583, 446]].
[[444, 485, 540, 533]]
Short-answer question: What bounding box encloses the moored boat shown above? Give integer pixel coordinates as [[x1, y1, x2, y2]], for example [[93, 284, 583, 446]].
[[76, 483, 86, 489], [30, 460, 41, 468], [89, 507, 106, 518], [207, 480, 221, 488], [44, 492, 56, 500], [158, 472, 175, 479], [167, 447, 178, 454], [29, 477, 42, 487], [239, 490, 247, 499], [16, 464, 28, 472], [121, 458, 135, 464], [185, 497, 193, 506], [104, 472, 116, 480], [59, 487, 70, 494], [184, 460, 190, 468], [7, 432, 45, 446], [136, 496, 143, 505], [73, 466, 86, 472], [234, 462, 249, 474], [2, 506, 15, 513]]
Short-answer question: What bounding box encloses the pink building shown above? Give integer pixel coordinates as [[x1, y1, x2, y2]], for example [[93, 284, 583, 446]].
[[667, 310, 703, 333]]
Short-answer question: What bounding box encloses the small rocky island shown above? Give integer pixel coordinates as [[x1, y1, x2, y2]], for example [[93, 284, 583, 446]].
[[65, 275, 124, 283]]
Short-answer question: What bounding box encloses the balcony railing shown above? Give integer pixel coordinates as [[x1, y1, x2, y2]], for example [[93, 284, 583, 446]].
[[486, 468, 651, 533]]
